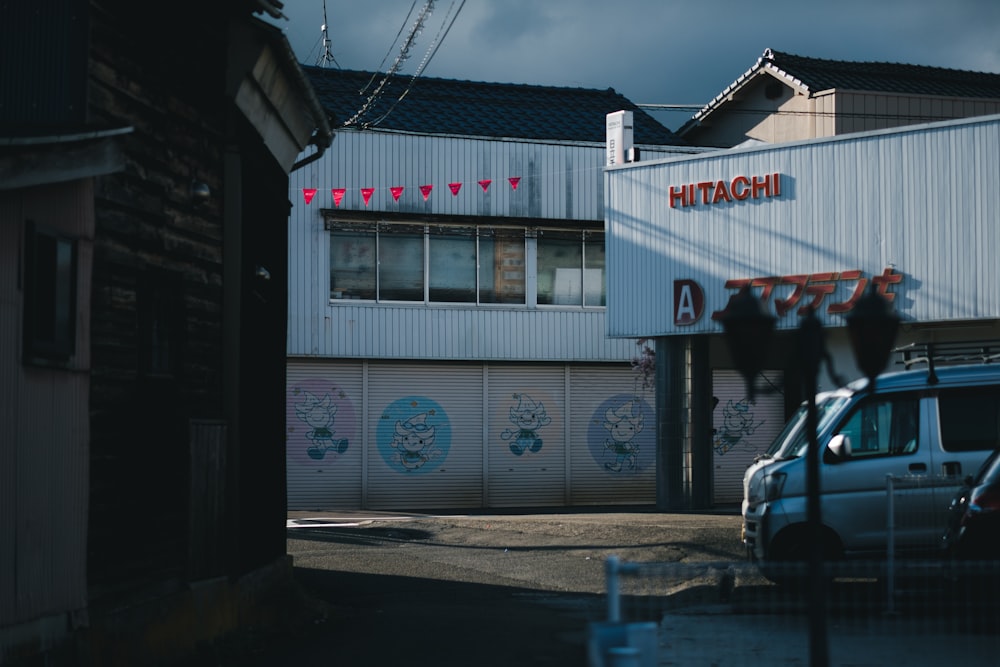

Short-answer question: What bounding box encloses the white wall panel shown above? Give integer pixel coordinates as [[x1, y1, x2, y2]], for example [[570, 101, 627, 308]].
[[291, 302, 640, 361], [606, 115, 1000, 338], [293, 131, 610, 220]]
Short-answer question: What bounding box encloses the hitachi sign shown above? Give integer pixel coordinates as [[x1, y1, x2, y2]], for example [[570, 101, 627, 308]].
[[669, 173, 781, 208]]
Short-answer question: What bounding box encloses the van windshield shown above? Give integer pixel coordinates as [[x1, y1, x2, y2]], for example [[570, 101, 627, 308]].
[[764, 394, 851, 460]]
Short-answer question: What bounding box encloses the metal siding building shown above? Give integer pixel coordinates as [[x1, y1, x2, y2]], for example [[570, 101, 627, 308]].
[[607, 115, 1000, 338], [287, 119, 683, 509], [606, 114, 1000, 505]]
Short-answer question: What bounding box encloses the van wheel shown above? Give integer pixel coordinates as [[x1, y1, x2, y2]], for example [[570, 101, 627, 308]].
[[762, 526, 842, 587]]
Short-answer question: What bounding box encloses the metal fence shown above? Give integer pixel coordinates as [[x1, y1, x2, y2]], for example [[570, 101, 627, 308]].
[[590, 476, 1000, 666]]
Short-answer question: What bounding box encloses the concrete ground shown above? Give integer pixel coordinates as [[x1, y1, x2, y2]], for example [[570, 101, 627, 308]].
[[185, 508, 1000, 666]]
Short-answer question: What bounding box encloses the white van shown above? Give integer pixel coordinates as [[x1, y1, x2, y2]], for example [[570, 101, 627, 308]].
[[741, 353, 1000, 580]]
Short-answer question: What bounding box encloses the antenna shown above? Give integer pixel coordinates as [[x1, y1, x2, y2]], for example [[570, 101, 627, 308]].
[[316, 0, 341, 68]]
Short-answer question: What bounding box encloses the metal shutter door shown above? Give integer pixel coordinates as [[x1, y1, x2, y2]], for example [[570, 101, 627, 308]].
[[712, 369, 784, 505], [367, 362, 484, 510], [487, 364, 567, 507], [569, 365, 656, 505], [286, 360, 364, 510]]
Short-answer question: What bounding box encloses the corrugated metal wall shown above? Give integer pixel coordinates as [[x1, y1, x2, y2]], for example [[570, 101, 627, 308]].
[[835, 93, 1000, 134], [487, 365, 567, 507], [286, 131, 678, 361], [606, 114, 1000, 338], [292, 130, 681, 218], [289, 302, 641, 361], [568, 365, 656, 505], [367, 362, 485, 509], [711, 370, 784, 505], [286, 359, 654, 510], [287, 361, 365, 509], [1, 183, 90, 628]]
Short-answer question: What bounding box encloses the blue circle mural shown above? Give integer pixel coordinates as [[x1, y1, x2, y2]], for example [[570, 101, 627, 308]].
[[377, 397, 451, 473], [587, 394, 654, 473]]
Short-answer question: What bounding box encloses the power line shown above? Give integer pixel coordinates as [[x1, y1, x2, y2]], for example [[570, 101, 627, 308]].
[[638, 103, 982, 122], [366, 0, 466, 127]]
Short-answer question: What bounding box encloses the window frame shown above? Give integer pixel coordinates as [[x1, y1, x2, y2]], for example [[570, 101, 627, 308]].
[[832, 393, 921, 461], [22, 220, 78, 365], [326, 217, 605, 309]]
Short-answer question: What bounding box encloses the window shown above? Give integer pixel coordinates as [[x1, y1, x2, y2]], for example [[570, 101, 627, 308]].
[[478, 228, 525, 304], [23, 221, 77, 362], [835, 396, 919, 459], [536, 230, 605, 306], [429, 227, 476, 303], [329, 228, 376, 299], [938, 387, 1000, 452], [330, 222, 529, 306], [378, 227, 424, 301]]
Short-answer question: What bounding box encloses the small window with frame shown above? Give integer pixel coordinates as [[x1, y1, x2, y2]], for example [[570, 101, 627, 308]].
[[23, 221, 77, 364]]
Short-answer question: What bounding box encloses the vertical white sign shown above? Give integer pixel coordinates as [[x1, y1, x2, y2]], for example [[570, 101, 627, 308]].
[[606, 110, 634, 166]]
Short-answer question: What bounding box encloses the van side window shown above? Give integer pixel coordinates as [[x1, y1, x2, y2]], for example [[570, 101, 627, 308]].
[[938, 386, 1000, 452], [836, 397, 919, 459]]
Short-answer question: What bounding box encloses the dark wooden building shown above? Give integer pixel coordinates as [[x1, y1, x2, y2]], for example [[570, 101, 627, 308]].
[[0, 1, 331, 663]]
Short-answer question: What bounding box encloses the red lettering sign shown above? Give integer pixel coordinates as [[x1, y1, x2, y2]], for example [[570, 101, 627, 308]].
[[710, 268, 903, 321], [668, 173, 782, 209]]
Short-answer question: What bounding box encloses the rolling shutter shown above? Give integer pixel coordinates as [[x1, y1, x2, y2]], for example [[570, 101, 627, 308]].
[[569, 365, 656, 505], [712, 369, 784, 505], [286, 360, 364, 510], [487, 365, 567, 507], [366, 362, 484, 509]]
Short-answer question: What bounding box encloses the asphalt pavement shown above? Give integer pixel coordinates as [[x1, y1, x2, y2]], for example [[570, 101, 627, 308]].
[[187, 508, 1000, 666]]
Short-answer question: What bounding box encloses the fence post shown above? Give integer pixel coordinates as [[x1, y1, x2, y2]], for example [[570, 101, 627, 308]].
[[886, 474, 896, 613], [606, 555, 621, 623]]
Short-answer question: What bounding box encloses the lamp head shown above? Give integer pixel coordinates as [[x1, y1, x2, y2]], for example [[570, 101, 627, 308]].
[[719, 285, 776, 399], [846, 284, 900, 385]]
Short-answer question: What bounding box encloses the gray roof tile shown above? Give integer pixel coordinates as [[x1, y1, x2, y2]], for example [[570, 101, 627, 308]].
[[303, 66, 687, 145]]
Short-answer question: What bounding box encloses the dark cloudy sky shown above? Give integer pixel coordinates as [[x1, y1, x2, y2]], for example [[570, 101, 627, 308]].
[[264, 0, 1000, 130]]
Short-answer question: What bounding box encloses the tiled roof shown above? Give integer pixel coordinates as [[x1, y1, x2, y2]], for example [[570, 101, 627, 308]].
[[302, 66, 687, 145], [763, 48, 1000, 98]]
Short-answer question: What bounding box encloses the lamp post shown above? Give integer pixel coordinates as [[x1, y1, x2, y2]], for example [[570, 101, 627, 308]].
[[720, 282, 899, 667]]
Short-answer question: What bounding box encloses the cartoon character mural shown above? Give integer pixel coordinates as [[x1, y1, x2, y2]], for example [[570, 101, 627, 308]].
[[500, 393, 552, 455], [601, 400, 644, 471], [391, 412, 439, 470], [295, 391, 349, 459], [713, 398, 765, 455], [287, 381, 357, 466], [587, 395, 655, 474], [377, 397, 451, 474]]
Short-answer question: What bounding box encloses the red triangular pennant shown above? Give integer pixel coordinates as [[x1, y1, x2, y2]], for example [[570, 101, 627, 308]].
[[390, 186, 404, 201], [332, 188, 346, 207], [448, 182, 462, 196], [478, 179, 492, 193], [302, 188, 317, 204], [419, 184, 433, 201], [361, 188, 375, 206], [508, 177, 521, 191]]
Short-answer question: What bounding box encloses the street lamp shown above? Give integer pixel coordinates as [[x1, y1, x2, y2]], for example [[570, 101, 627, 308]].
[[720, 281, 899, 667], [719, 285, 776, 400]]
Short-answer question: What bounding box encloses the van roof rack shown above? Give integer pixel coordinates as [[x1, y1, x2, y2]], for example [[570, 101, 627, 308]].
[[893, 340, 1000, 384]]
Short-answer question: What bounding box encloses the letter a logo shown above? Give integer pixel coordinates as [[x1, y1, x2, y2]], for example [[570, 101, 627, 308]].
[[674, 280, 705, 326]]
